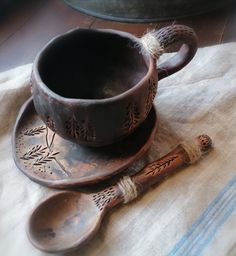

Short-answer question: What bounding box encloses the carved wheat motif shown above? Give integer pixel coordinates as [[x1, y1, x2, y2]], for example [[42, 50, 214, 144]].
[[20, 145, 47, 160], [24, 126, 46, 136], [65, 116, 80, 139], [33, 152, 59, 166], [20, 124, 69, 176], [92, 187, 117, 211], [144, 156, 178, 176], [124, 102, 140, 132], [145, 78, 157, 115], [65, 117, 96, 141], [78, 121, 96, 141]]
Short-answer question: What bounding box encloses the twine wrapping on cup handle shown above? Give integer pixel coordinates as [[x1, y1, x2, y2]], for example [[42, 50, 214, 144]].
[[140, 32, 164, 59], [140, 25, 198, 80]]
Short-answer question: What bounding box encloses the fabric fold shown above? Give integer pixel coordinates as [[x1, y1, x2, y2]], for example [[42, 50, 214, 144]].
[[1, 44, 236, 256]]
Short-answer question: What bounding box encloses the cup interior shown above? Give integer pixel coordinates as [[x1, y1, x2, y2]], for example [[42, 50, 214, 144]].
[[37, 29, 149, 99]]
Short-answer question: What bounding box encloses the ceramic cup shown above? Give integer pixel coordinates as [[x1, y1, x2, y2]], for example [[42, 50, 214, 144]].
[[31, 25, 197, 147]]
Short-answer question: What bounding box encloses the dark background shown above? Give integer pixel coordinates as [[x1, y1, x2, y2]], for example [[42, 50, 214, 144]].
[[0, 0, 236, 72]]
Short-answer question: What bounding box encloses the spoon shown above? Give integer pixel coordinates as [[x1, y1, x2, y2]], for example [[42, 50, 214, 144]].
[[28, 134, 212, 253]]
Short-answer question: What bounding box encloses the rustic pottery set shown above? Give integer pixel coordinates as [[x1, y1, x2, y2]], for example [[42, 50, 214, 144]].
[[12, 25, 213, 253]]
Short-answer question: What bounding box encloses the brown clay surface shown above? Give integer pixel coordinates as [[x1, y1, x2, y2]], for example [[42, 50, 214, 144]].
[[13, 97, 158, 188]]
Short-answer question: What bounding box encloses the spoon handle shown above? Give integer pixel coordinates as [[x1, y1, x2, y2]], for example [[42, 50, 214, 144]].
[[118, 135, 212, 202]]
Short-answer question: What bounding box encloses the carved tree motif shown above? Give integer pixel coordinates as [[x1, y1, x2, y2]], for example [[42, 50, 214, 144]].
[[144, 155, 178, 176], [123, 102, 140, 132], [46, 116, 56, 132], [78, 120, 96, 141], [92, 187, 117, 211], [145, 78, 157, 116], [65, 116, 96, 141], [65, 116, 80, 139]]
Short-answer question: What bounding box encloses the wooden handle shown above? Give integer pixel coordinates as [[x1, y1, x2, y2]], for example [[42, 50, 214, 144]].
[[154, 25, 198, 80], [131, 135, 212, 194]]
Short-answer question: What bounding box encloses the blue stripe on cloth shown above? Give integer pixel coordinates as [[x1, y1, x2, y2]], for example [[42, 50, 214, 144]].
[[169, 175, 236, 256]]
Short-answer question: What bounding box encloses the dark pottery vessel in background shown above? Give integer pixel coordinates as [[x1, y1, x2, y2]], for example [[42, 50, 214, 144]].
[[64, 0, 233, 23], [31, 25, 198, 147]]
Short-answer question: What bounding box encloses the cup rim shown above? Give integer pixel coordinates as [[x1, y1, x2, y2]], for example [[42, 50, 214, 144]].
[[32, 28, 155, 105]]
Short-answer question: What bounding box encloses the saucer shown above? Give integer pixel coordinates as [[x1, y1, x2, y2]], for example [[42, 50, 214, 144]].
[[12, 97, 158, 188]]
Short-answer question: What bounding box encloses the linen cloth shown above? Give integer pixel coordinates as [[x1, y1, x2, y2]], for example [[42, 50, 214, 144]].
[[1, 43, 236, 256]]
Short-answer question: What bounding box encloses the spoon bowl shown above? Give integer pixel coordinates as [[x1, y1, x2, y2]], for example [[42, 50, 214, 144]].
[[28, 191, 104, 253]]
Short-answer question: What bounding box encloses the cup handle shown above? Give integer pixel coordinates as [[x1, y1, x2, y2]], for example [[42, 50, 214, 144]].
[[153, 25, 198, 80]]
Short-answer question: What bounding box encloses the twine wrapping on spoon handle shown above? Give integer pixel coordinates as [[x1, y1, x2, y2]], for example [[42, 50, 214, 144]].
[[118, 176, 138, 204], [118, 135, 212, 204]]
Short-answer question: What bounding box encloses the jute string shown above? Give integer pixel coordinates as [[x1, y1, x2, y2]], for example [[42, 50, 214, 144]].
[[140, 32, 164, 59], [118, 139, 203, 204], [181, 140, 202, 164], [118, 176, 138, 204]]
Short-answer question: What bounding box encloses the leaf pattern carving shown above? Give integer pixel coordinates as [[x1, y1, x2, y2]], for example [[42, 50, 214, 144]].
[[20, 145, 47, 160], [46, 116, 56, 132], [20, 124, 70, 176], [124, 102, 140, 132], [33, 152, 60, 166], [93, 187, 117, 211], [65, 116, 96, 141], [145, 78, 157, 116], [79, 120, 96, 141], [65, 116, 80, 139], [144, 155, 178, 176], [24, 126, 46, 136]]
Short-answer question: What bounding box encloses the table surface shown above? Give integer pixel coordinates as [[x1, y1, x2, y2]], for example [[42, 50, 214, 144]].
[[0, 0, 236, 72]]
